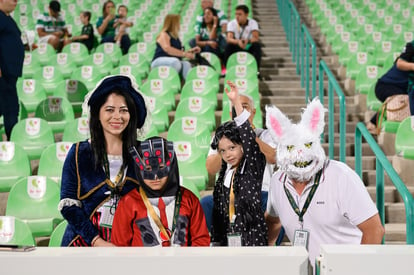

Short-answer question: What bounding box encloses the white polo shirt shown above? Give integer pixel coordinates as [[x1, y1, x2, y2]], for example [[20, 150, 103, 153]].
[[227, 18, 259, 40], [267, 160, 378, 268]]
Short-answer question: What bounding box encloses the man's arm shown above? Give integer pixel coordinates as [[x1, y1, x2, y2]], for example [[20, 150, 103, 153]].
[[396, 58, 414, 71], [357, 213, 385, 244], [256, 137, 276, 164], [205, 152, 222, 175], [265, 212, 282, 245]]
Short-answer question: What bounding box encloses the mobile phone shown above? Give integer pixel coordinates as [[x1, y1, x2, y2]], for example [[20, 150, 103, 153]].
[[0, 244, 36, 252]]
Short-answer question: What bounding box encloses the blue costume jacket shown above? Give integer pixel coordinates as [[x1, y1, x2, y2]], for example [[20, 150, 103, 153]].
[[60, 141, 140, 246]]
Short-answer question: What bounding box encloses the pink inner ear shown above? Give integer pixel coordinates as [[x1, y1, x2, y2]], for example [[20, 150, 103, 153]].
[[270, 116, 283, 137], [310, 108, 320, 131]]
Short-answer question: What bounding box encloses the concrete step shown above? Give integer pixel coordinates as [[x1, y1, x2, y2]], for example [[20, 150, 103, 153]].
[[384, 223, 407, 243], [386, 202, 407, 224]]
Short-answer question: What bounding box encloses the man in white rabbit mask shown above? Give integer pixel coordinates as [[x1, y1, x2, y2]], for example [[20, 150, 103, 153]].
[[264, 98, 384, 271]]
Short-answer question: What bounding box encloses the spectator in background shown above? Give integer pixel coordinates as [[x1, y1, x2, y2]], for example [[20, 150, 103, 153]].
[[64, 11, 94, 52], [59, 75, 148, 246], [395, 40, 414, 116], [114, 5, 133, 49], [210, 81, 268, 246], [195, 7, 223, 58], [36, 0, 70, 51], [0, 0, 25, 141], [224, 5, 261, 74], [111, 137, 210, 247], [96, 0, 131, 54], [151, 14, 200, 80]]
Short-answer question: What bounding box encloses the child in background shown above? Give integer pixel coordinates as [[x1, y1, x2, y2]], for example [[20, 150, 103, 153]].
[[111, 137, 210, 247], [114, 5, 133, 47], [65, 11, 94, 52]]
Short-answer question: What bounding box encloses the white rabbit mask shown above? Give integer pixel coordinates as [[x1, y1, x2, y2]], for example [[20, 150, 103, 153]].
[[266, 98, 327, 182]]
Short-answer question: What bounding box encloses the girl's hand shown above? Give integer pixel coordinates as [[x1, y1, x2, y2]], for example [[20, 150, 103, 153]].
[[225, 80, 238, 102]]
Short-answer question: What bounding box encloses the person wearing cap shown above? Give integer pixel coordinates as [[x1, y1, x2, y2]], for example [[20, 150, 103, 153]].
[[58, 75, 148, 246], [111, 137, 210, 247], [36, 0, 70, 51]]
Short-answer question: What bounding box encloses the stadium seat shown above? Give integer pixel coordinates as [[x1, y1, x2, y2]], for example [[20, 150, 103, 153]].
[[129, 41, 156, 63], [118, 52, 150, 79], [174, 97, 217, 132], [52, 52, 77, 79], [140, 79, 176, 111], [48, 220, 68, 247], [10, 118, 55, 161], [22, 52, 41, 78], [37, 142, 72, 185], [354, 65, 382, 95], [172, 140, 208, 191], [226, 52, 258, 73], [200, 52, 222, 74], [180, 176, 200, 199], [32, 42, 57, 66], [185, 65, 220, 83], [54, 79, 88, 114], [33, 65, 65, 96], [61, 42, 90, 67], [34, 97, 75, 134], [95, 42, 123, 67], [0, 216, 35, 246], [345, 52, 373, 80], [62, 116, 90, 143], [71, 65, 106, 91], [145, 96, 169, 132], [395, 117, 414, 160], [84, 52, 113, 76], [147, 66, 181, 95], [16, 78, 48, 113], [110, 65, 142, 87], [6, 176, 63, 238], [0, 142, 31, 192]]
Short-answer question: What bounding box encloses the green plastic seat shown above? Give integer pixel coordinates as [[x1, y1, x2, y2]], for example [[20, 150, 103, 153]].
[[37, 142, 72, 185], [34, 97, 75, 134], [6, 176, 63, 238], [54, 79, 88, 114], [185, 65, 220, 83], [33, 65, 65, 96], [62, 116, 90, 143], [0, 142, 32, 192], [371, 41, 395, 67], [32, 42, 57, 66], [225, 64, 259, 83], [138, 123, 160, 141], [174, 97, 217, 132], [345, 52, 373, 80], [395, 117, 414, 160], [48, 220, 68, 247], [10, 117, 55, 161], [167, 117, 211, 156], [180, 177, 200, 199], [172, 140, 208, 191], [84, 52, 113, 76], [200, 52, 222, 74], [224, 76, 259, 96], [140, 79, 176, 111], [354, 65, 382, 95], [226, 52, 258, 73], [61, 42, 90, 67], [337, 41, 360, 66], [95, 42, 123, 67], [180, 79, 219, 109], [145, 96, 169, 132], [16, 78, 48, 113], [52, 52, 77, 79], [70, 65, 106, 91], [118, 52, 150, 79], [129, 42, 156, 63], [110, 65, 142, 87], [22, 52, 41, 78], [147, 66, 181, 95], [366, 83, 382, 112], [0, 216, 35, 246]]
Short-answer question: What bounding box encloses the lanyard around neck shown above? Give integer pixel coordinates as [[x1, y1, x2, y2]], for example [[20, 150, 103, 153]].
[[139, 186, 182, 242], [283, 169, 323, 223], [103, 154, 125, 191]]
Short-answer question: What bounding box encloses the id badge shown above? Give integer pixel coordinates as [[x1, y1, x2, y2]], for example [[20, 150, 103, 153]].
[[293, 229, 309, 249], [99, 197, 117, 228], [227, 233, 242, 247]]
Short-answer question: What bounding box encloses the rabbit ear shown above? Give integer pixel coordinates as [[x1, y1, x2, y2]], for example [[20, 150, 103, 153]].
[[266, 105, 292, 143], [299, 97, 326, 136]]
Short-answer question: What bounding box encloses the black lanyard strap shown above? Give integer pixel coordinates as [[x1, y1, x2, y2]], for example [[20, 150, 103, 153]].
[[283, 169, 323, 223]]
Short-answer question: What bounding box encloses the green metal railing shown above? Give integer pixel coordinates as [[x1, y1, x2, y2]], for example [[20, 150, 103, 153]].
[[319, 60, 346, 162], [355, 122, 414, 244], [301, 24, 317, 100]]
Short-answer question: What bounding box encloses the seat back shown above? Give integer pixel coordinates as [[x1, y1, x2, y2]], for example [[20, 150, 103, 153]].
[[70, 65, 106, 91], [0, 216, 35, 246], [6, 176, 63, 237], [52, 52, 77, 79], [34, 97, 75, 134], [119, 52, 150, 78], [84, 52, 113, 76], [22, 52, 41, 78], [38, 142, 72, 185], [226, 52, 258, 73], [147, 66, 181, 95], [0, 142, 32, 192], [16, 78, 48, 113], [174, 97, 216, 131], [62, 116, 90, 143], [32, 42, 57, 66], [140, 79, 176, 111], [200, 52, 222, 74], [33, 65, 65, 96], [395, 117, 414, 160], [54, 79, 88, 114], [10, 117, 55, 161], [61, 42, 90, 66], [48, 220, 68, 247], [185, 65, 220, 83], [95, 42, 123, 67]]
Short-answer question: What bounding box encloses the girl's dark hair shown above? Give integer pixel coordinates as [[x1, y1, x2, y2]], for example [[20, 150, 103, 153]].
[[201, 7, 218, 28], [211, 121, 242, 150], [89, 90, 138, 170]]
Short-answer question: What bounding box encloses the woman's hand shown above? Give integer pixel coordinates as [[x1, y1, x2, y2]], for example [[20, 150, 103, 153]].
[[190, 46, 201, 54], [92, 236, 115, 247]]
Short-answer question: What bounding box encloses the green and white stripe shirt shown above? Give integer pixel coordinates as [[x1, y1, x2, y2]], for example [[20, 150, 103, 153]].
[[36, 12, 66, 33]]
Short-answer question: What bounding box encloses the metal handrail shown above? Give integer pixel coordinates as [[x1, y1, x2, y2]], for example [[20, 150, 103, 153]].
[[301, 24, 317, 100], [355, 122, 414, 244], [318, 60, 346, 162]]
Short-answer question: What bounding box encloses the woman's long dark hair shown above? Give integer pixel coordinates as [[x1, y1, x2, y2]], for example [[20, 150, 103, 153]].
[[201, 7, 218, 29], [89, 90, 138, 170], [102, 0, 115, 17]]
